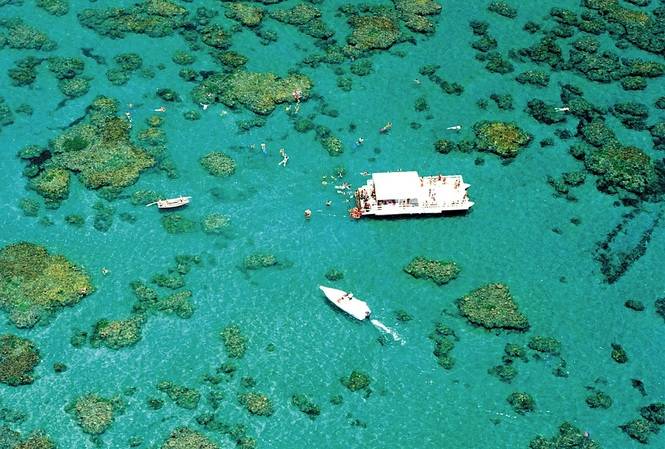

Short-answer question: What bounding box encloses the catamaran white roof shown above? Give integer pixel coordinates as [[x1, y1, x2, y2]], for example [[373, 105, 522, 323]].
[[372, 171, 421, 200]]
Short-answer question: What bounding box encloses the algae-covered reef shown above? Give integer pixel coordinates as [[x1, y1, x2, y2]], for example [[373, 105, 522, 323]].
[[0, 334, 40, 386], [238, 392, 274, 417], [473, 121, 532, 158], [192, 71, 312, 115], [221, 324, 247, 359], [429, 321, 458, 369], [0, 242, 93, 328], [160, 427, 219, 449], [18, 96, 156, 206], [403, 256, 460, 285], [0, 18, 56, 51], [86, 256, 199, 350], [457, 283, 529, 331], [0, 427, 57, 449], [200, 152, 236, 178], [619, 402, 665, 444], [529, 421, 602, 448], [65, 393, 125, 435], [78, 0, 188, 38]]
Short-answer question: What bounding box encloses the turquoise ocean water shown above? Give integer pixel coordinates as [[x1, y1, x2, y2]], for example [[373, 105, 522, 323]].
[[1, 1, 664, 448]]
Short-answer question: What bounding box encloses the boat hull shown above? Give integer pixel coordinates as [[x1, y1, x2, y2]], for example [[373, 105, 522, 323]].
[[319, 286, 371, 321]]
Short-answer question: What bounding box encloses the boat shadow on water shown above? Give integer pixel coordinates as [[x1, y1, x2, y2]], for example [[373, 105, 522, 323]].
[[365, 209, 472, 221]]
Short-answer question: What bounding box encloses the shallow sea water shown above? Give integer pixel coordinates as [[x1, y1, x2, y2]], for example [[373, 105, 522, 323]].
[[1, 1, 664, 448]]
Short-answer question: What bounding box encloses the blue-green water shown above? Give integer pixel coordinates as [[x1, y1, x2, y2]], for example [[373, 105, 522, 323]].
[[1, 1, 664, 448]]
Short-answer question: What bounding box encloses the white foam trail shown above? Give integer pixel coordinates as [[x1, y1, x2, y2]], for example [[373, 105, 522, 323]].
[[371, 319, 405, 345]]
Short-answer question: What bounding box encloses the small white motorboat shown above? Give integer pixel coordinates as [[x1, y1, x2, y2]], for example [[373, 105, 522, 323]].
[[146, 196, 191, 209], [319, 285, 371, 321]]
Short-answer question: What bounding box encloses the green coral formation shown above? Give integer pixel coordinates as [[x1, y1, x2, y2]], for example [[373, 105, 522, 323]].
[[429, 322, 457, 369], [516, 70, 550, 87], [0, 18, 56, 51], [347, 13, 401, 52], [18, 198, 39, 217], [473, 121, 532, 158], [66, 394, 125, 435], [0, 242, 93, 328], [507, 392, 535, 414], [47, 56, 90, 98], [200, 152, 236, 177], [78, 0, 188, 39], [19, 96, 155, 205], [157, 381, 200, 410], [156, 290, 194, 318], [225, 3, 264, 27], [291, 394, 320, 419], [324, 268, 343, 282], [393, 0, 442, 34], [488, 364, 518, 383], [0, 427, 56, 449], [656, 298, 665, 322], [161, 213, 197, 234], [28, 168, 70, 204], [611, 343, 628, 363], [242, 253, 278, 270], [202, 213, 230, 235], [221, 325, 247, 359], [585, 388, 612, 409], [403, 256, 460, 286], [457, 283, 529, 331], [488, 1, 517, 19], [89, 315, 145, 349], [620, 403, 664, 444], [341, 370, 371, 393], [160, 427, 219, 449], [270, 3, 332, 39], [36, 1, 68, 17], [529, 422, 601, 448], [624, 299, 645, 311], [8, 57, 41, 87], [0, 334, 40, 386], [238, 392, 274, 416], [192, 71, 312, 115], [527, 336, 561, 355], [584, 144, 657, 195]]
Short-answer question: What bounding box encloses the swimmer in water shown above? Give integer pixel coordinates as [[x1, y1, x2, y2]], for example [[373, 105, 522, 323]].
[[154, 106, 166, 112]]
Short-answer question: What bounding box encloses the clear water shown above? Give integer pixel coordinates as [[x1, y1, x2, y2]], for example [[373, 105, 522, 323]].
[[1, 1, 664, 448]]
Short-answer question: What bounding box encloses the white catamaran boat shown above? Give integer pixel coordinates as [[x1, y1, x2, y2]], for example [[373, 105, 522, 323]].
[[352, 171, 473, 218], [146, 196, 191, 209], [319, 285, 371, 320]]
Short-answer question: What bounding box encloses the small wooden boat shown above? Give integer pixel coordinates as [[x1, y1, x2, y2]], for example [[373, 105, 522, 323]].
[[319, 285, 371, 320], [146, 196, 191, 209]]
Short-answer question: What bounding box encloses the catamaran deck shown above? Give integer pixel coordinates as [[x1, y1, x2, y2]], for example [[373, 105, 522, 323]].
[[355, 171, 474, 216]]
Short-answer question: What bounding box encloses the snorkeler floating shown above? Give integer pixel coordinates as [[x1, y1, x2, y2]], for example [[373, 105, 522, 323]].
[[278, 148, 289, 167], [154, 106, 166, 112], [379, 122, 392, 133], [447, 125, 462, 131]]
